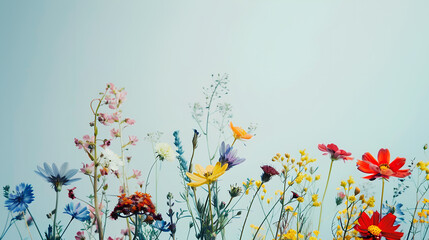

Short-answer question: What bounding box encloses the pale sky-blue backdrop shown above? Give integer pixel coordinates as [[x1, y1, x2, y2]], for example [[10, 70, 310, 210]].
[[1, 1, 429, 239]]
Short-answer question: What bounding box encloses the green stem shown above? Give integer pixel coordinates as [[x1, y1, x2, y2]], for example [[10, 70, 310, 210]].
[[26, 208, 43, 240], [60, 217, 74, 238], [208, 184, 214, 227], [144, 157, 159, 193], [274, 173, 288, 240], [52, 191, 59, 239], [239, 184, 262, 240], [380, 178, 385, 219], [231, 138, 237, 147], [317, 159, 334, 231]]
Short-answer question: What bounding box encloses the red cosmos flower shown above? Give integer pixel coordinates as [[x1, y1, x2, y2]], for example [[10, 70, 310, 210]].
[[318, 143, 353, 162], [354, 211, 403, 240], [110, 192, 161, 224], [357, 148, 411, 181]]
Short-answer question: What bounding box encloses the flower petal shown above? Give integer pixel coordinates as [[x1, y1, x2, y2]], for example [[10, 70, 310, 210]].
[[378, 148, 390, 165]]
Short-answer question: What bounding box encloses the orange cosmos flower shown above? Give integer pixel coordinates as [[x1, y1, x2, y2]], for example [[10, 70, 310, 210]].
[[229, 122, 253, 140], [357, 148, 411, 181]]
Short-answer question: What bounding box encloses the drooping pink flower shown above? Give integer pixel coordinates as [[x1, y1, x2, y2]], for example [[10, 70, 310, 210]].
[[125, 118, 136, 125], [318, 143, 353, 162], [112, 112, 121, 122], [74, 138, 83, 149], [82, 135, 95, 151], [132, 169, 142, 179], [100, 139, 111, 149], [80, 162, 95, 175], [129, 136, 138, 146], [107, 83, 116, 92], [98, 113, 114, 126], [111, 128, 120, 138], [68, 187, 77, 200], [75, 231, 85, 240], [137, 181, 144, 188]]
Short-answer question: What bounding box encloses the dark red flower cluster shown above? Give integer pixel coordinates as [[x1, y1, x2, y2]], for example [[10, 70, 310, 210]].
[[261, 165, 280, 183], [110, 192, 161, 223]]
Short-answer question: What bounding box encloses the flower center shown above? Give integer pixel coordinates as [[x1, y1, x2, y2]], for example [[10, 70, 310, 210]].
[[368, 225, 382, 236], [379, 164, 391, 175]]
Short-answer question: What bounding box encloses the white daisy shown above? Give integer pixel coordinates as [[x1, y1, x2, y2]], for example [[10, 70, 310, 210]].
[[100, 148, 123, 171]]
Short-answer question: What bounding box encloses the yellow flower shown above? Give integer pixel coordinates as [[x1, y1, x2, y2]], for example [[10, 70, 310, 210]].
[[186, 162, 228, 187], [348, 176, 354, 185], [312, 194, 318, 202], [285, 206, 293, 211], [313, 230, 320, 236], [348, 196, 356, 202], [229, 122, 253, 140], [297, 197, 304, 203], [261, 195, 265, 200], [315, 175, 320, 181]]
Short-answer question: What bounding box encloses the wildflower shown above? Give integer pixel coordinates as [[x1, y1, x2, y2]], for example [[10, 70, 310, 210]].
[[383, 201, 405, 224], [128, 136, 139, 146], [129, 169, 141, 179], [100, 167, 109, 176], [110, 192, 161, 223], [110, 128, 120, 138], [186, 162, 228, 187], [153, 220, 170, 232], [88, 203, 104, 219], [318, 143, 353, 161], [297, 197, 304, 203], [229, 122, 253, 140], [100, 139, 111, 149], [260, 165, 280, 183], [336, 192, 346, 206], [155, 143, 176, 162], [137, 181, 144, 188], [100, 148, 123, 171], [75, 231, 85, 240], [285, 206, 293, 211], [64, 202, 90, 222], [291, 191, 300, 199], [348, 196, 356, 202], [98, 113, 114, 126], [5, 183, 34, 212], [125, 118, 135, 125], [218, 141, 245, 170], [354, 187, 361, 195], [35, 162, 80, 192], [229, 185, 242, 198], [80, 162, 94, 175], [357, 148, 411, 180], [192, 129, 199, 149], [68, 187, 77, 200], [354, 211, 403, 239]]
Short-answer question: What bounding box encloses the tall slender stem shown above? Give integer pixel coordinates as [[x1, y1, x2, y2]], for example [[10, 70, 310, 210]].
[[317, 159, 334, 231], [380, 178, 385, 219], [208, 184, 214, 227], [52, 191, 59, 239], [274, 173, 288, 240], [239, 184, 262, 240], [24, 217, 33, 240], [26, 208, 43, 240], [231, 138, 237, 148], [60, 217, 74, 238]]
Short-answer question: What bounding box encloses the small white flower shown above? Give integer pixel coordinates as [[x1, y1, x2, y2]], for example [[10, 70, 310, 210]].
[[100, 148, 123, 171], [155, 143, 176, 162]]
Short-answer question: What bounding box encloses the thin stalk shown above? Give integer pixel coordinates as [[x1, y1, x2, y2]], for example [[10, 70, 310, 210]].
[[26, 208, 43, 240], [231, 138, 237, 147], [60, 217, 74, 238], [239, 184, 262, 240], [144, 158, 159, 193], [406, 185, 429, 240], [14, 222, 23, 240], [208, 184, 214, 228], [252, 195, 289, 240], [317, 159, 334, 231], [380, 178, 385, 219], [274, 172, 288, 240], [52, 191, 59, 239], [132, 215, 138, 240], [24, 217, 33, 240]]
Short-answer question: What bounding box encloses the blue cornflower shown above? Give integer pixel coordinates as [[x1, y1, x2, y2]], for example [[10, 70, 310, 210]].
[[35, 163, 80, 192], [383, 201, 405, 224], [218, 141, 245, 170], [152, 220, 170, 232], [5, 183, 34, 212], [64, 202, 90, 222]]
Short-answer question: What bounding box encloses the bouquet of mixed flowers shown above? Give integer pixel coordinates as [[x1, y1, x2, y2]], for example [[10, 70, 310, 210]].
[[2, 76, 428, 240]]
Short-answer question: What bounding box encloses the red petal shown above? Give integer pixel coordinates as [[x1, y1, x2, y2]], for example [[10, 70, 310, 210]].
[[389, 157, 406, 172], [318, 144, 327, 152], [358, 212, 371, 228], [382, 231, 404, 240], [327, 143, 338, 152], [357, 160, 377, 173], [378, 148, 390, 165], [362, 152, 379, 166], [371, 211, 380, 225], [393, 169, 411, 178], [379, 213, 396, 231]]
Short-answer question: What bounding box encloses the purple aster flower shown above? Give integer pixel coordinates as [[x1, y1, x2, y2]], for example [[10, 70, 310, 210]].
[[64, 202, 90, 222], [5, 183, 34, 212], [218, 142, 245, 170]]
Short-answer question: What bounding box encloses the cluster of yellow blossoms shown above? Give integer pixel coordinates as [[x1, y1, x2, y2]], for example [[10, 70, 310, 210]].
[[334, 176, 375, 240], [278, 229, 320, 240], [417, 161, 429, 179]]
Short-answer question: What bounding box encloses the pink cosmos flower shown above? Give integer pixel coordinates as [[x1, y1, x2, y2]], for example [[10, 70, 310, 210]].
[[125, 118, 136, 125], [111, 128, 120, 138], [132, 169, 142, 179], [75, 231, 85, 240], [81, 162, 95, 175], [129, 136, 138, 146], [318, 143, 353, 162]]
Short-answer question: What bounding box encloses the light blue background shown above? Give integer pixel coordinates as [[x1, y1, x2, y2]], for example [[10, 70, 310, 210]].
[[1, 1, 429, 239]]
